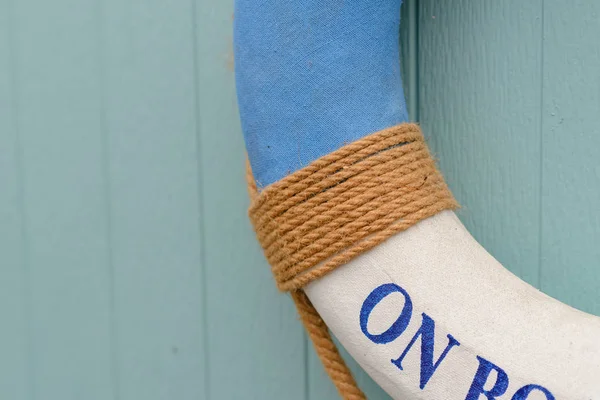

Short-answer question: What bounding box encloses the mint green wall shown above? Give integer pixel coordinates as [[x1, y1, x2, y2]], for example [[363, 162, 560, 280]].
[[1, 1, 599, 399]]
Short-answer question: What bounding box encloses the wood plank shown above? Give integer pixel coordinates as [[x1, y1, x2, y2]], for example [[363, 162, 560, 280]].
[[541, 0, 600, 315], [9, 0, 115, 398], [196, 1, 307, 398], [0, 4, 29, 397], [101, 0, 205, 398], [419, 0, 544, 286]]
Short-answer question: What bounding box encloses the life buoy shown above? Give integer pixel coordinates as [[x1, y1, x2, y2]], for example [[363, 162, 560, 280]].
[[306, 210, 600, 399], [234, 1, 600, 399]]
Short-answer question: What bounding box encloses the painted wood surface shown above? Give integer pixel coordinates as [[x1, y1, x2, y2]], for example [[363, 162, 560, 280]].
[[0, 1, 599, 399]]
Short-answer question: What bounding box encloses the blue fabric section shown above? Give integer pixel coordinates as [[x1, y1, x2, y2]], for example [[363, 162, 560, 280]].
[[234, 0, 409, 187]]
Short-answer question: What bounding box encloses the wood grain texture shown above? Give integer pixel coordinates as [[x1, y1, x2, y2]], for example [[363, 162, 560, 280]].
[[0, 2, 29, 397], [7, 0, 115, 398], [196, 1, 308, 399], [101, 0, 205, 398], [541, 0, 600, 315]]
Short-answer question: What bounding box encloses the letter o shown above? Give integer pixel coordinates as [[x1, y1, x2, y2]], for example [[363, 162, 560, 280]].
[[360, 283, 413, 344]]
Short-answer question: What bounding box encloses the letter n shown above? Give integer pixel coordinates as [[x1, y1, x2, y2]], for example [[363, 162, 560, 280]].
[[391, 313, 461, 389]]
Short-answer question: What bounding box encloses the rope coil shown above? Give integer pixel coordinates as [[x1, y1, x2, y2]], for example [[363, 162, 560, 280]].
[[246, 123, 458, 399]]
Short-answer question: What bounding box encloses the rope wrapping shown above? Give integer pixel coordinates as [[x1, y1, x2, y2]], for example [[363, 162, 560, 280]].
[[246, 123, 458, 399]]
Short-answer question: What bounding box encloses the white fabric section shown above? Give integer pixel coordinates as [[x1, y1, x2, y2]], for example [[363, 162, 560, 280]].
[[305, 211, 600, 400]]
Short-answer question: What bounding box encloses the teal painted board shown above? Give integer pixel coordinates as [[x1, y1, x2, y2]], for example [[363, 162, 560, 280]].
[[196, 1, 308, 399], [0, 4, 29, 397], [419, 0, 544, 287], [541, 0, 600, 315], [101, 0, 206, 398], [8, 0, 115, 398]]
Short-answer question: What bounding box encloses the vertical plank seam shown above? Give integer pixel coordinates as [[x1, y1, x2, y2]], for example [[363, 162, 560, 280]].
[[95, 0, 121, 397], [190, 0, 210, 398], [537, 0, 545, 291], [7, 1, 36, 398]]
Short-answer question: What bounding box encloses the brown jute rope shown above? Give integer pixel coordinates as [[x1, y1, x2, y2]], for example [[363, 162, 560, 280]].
[[246, 123, 458, 399]]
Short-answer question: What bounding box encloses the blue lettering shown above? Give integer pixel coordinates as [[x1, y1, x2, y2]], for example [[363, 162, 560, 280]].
[[360, 284, 558, 399], [465, 356, 509, 400], [392, 313, 461, 389], [360, 283, 413, 344], [512, 385, 555, 400]]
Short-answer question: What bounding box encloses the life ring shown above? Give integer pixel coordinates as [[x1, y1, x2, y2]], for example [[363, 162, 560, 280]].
[[234, 1, 600, 399]]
